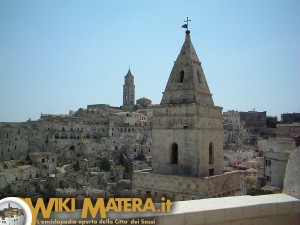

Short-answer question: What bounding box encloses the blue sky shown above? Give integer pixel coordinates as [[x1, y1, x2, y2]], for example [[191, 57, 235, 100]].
[[0, 0, 299, 122]]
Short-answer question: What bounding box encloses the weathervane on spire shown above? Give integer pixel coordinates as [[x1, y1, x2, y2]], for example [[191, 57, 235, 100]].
[[181, 17, 191, 34]]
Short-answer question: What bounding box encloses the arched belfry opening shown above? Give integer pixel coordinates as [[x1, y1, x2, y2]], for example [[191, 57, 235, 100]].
[[209, 142, 214, 165], [179, 70, 184, 83], [170, 143, 178, 164]]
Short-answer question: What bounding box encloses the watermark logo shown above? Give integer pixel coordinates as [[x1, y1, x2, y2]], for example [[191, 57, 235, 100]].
[[20, 197, 171, 225], [0, 197, 32, 225]]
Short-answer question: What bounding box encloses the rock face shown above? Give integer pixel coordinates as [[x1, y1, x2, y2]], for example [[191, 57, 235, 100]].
[[283, 147, 300, 199]]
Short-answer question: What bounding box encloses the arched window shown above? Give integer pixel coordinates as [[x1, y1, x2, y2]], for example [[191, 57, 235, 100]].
[[170, 143, 178, 164], [209, 143, 214, 164], [179, 70, 184, 83]]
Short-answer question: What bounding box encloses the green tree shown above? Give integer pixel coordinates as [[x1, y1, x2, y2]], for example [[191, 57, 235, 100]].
[[247, 188, 273, 196], [266, 116, 278, 128], [134, 154, 146, 161], [100, 157, 111, 172]]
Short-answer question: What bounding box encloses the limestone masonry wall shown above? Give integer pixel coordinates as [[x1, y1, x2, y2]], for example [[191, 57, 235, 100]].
[[133, 170, 240, 198]]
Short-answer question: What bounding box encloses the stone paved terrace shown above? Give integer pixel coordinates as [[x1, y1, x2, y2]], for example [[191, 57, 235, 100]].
[[40, 194, 300, 225]]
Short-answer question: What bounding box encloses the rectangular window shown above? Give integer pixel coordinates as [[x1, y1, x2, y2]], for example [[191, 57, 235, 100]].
[[266, 176, 271, 182]]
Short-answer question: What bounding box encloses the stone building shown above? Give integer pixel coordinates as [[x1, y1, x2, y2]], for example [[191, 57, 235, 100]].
[[1, 163, 40, 195], [276, 123, 300, 139], [29, 152, 57, 176], [110, 165, 125, 182], [239, 111, 267, 144], [262, 151, 290, 188], [108, 111, 152, 160], [0, 101, 152, 197], [281, 112, 300, 124], [223, 110, 241, 127], [257, 137, 295, 189], [222, 110, 267, 146], [0, 123, 30, 161], [240, 110, 267, 128], [223, 110, 243, 145], [122, 69, 135, 112], [136, 97, 152, 109], [133, 29, 240, 201]]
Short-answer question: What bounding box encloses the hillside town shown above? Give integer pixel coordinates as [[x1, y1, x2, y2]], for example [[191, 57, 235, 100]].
[[0, 29, 299, 204]]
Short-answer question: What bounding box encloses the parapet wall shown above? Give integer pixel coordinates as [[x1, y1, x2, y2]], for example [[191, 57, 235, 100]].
[[43, 194, 300, 225], [133, 171, 240, 198], [152, 194, 300, 225]]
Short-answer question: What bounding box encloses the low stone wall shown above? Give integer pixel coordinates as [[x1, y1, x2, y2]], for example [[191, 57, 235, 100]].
[[133, 171, 240, 198], [40, 194, 300, 225], [152, 194, 300, 225]]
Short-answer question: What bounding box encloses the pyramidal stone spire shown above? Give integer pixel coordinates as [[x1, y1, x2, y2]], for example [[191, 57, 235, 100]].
[[160, 30, 214, 106], [125, 68, 133, 78]]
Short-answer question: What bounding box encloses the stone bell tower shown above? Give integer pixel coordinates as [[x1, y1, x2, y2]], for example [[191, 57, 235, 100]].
[[122, 69, 135, 112], [133, 22, 240, 201], [151, 29, 224, 178]]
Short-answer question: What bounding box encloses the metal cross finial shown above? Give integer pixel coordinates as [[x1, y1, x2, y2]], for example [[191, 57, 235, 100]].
[[181, 17, 191, 33], [184, 17, 191, 30]]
